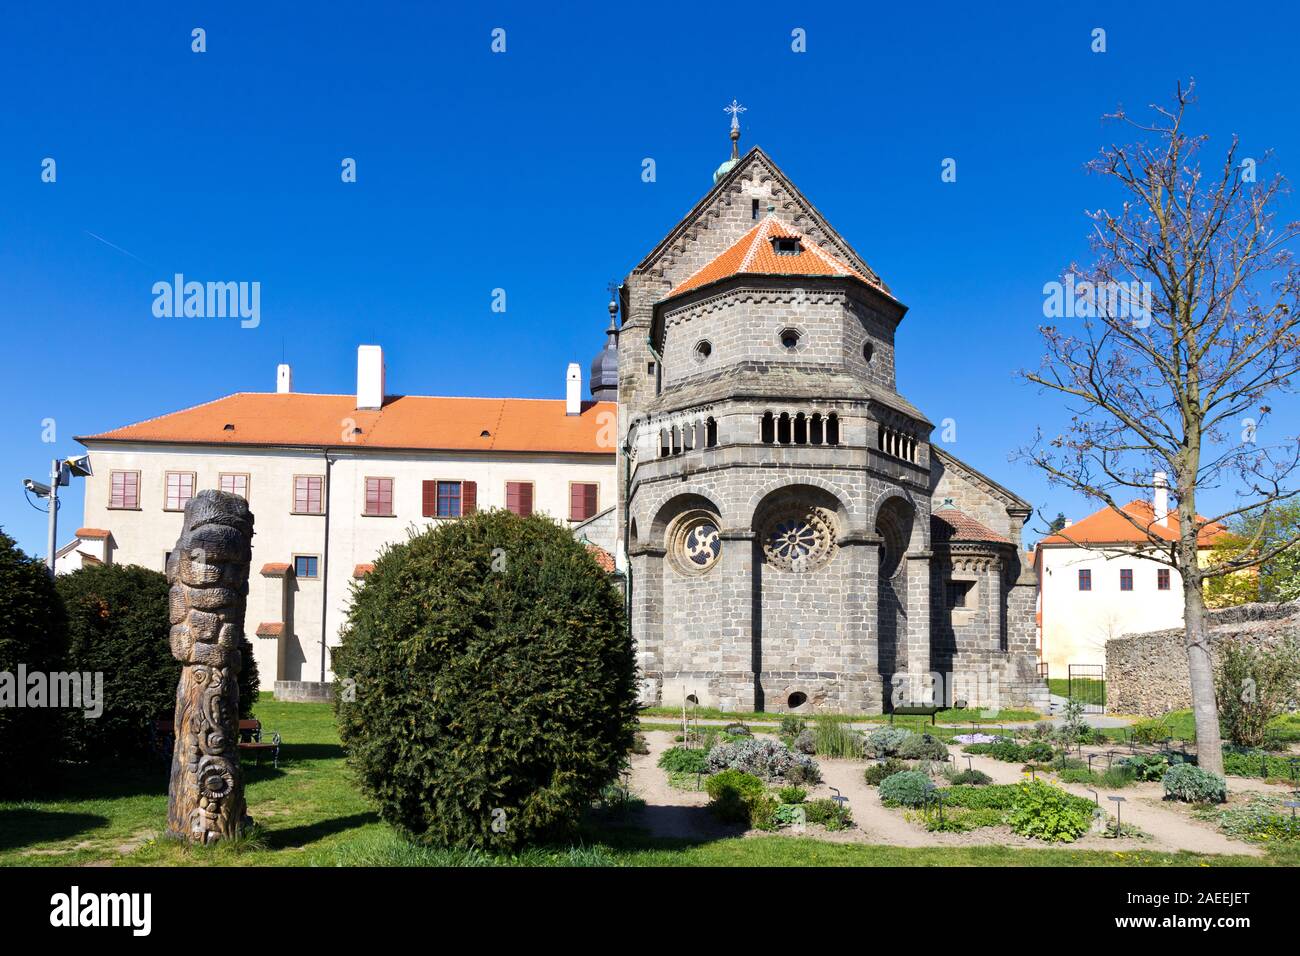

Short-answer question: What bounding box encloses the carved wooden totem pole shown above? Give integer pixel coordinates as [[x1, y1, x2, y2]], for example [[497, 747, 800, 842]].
[[165, 489, 254, 844]]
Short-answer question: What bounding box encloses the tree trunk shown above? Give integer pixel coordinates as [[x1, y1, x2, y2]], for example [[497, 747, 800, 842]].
[[164, 490, 255, 844], [1182, 569, 1224, 775]]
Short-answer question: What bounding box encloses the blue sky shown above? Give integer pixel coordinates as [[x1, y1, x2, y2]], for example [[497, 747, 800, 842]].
[[3, 1, 1299, 557]]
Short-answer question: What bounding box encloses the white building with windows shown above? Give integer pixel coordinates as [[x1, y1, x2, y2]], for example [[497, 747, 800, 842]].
[[69, 344, 619, 696], [1032, 475, 1223, 676]]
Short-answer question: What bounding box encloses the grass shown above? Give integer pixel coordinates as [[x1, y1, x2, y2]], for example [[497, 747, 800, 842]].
[[5, 696, 1297, 868], [1048, 678, 1106, 703]]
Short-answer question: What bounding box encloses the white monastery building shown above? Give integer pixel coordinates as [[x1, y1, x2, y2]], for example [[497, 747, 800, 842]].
[[1032, 473, 1223, 676], [68, 343, 620, 697]]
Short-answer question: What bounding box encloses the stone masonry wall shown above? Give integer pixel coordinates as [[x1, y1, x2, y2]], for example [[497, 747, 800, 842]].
[[1107, 600, 1300, 716]]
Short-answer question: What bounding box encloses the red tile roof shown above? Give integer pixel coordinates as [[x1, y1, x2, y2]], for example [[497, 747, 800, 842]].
[[255, 622, 284, 638], [1039, 500, 1224, 548], [585, 544, 616, 573], [668, 215, 883, 298], [260, 562, 291, 577], [353, 563, 374, 578], [75, 528, 111, 539], [78, 393, 616, 455], [931, 509, 1012, 545]]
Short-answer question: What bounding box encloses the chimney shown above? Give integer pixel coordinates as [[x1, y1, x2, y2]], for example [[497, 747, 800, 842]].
[[276, 363, 292, 394], [356, 345, 385, 410], [1063, 518, 1073, 528], [1153, 471, 1170, 526], [566, 362, 581, 416]]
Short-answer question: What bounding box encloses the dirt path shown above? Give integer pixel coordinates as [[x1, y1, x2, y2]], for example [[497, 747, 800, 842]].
[[962, 752, 1264, 857]]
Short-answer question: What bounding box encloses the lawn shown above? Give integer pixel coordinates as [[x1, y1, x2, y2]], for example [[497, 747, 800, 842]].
[[2, 698, 1294, 867], [638, 705, 1042, 724]]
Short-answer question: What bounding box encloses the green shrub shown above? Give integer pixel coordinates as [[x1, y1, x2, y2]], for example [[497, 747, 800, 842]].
[[1197, 794, 1300, 843], [940, 784, 1020, 810], [813, 715, 863, 758], [747, 793, 780, 831], [333, 509, 637, 850], [56, 564, 259, 760], [879, 770, 935, 807], [917, 806, 1003, 832], [707, 737, 821, 782], [1006, 781, 1095, 842], [777, 785, 807, 804], [897, 732, 948, 761], [1223, 747, 1296, 779], [1021, 741, 1055, 763], [863, 757, 910, 786], [792, 729, 817, 754], [1120, 753, 1171, 782], [948, 768, 992, 786], [779, 716, 806, 736], [863, 726, 915, 758], [1130, 718, 1172, 745], [0, 529, 67, 793], [629, 732, 649, 755], [804, 798, 853, 831], [1162, 764, 1227, 804], [705, 769, 767, 824], [657, 745, 710, 774], [1216, 636, 1300, 749]]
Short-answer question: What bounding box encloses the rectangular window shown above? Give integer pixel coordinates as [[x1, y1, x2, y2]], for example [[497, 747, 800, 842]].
[[569, 482, 599, 522], [436, 481, 462, 518], [218, 473, 249, 500], [946, 581, 974, 608], [1078, 569, 1092, 591], [164, 471, 195, 511], [294, 555, 319, 579], [506, 481, 534, 517], [109, 470, 140, 509], [1120, 568, 1133, 592], [1157, 568, 1171, 591], [364, 477, 394, 516], [294, 476, 323, 514]]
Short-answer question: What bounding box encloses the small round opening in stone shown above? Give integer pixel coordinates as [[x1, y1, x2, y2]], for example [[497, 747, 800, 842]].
[[787, 691, 808, 709], [863, 341, 874, 363], [686, 694, 699, 705], [780, 329, 801, 350], [695, 340, 712, 361]]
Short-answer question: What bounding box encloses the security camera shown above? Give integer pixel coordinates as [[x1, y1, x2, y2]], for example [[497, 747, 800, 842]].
[[24, 478, 52, 497]]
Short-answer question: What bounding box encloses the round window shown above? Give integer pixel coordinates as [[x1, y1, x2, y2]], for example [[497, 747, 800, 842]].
[[863, 341, 874, 363], [760, 505, 837, 572], [779, 328, 801, 351], [694, 340, 713, 361], [669, 511, 723, 573]]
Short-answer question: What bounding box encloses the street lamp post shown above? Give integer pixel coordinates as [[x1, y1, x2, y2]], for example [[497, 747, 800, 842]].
[[23, 454, 92, 577]]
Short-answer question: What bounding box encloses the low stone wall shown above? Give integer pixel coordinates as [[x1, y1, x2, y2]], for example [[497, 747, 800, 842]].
[[1107, 600, 1300, 716], [274, 680, 335, 703]]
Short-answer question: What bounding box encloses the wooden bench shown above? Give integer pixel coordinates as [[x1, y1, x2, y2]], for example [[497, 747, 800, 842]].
[[238, 719, 282, 768], [889, 704, 943, 726]]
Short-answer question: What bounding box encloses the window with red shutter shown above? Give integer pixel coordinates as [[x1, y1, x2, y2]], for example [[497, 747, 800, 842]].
[[422, 480, 437, 517], [570, 482, 598, 521], [364, 477, 393, 516], [506, 482, 533, 517], [462, 481, 477, 515]]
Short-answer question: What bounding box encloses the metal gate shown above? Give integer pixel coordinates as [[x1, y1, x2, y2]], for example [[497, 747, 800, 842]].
[[1067, 664, 1106, 714]]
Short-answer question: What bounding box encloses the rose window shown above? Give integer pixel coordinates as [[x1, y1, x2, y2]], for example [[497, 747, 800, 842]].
[[761, 505, 837, 572], [669, 511, 723, 573]]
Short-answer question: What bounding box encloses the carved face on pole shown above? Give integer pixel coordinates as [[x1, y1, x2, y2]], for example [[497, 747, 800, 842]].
[[165, 490, 254, 844]]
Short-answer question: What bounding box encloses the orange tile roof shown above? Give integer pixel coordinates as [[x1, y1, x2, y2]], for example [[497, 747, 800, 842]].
[[77, 393, 616, 455], [931, 509, 1012, 545], [260, 562, 291, 577], [75, 528, 111, 539], [585, 543, 616, 573], [669, 215, 882, 297], [1039, 500, 1224, 548], [255, 622, 284, 638], [353, 563, 374, 578]]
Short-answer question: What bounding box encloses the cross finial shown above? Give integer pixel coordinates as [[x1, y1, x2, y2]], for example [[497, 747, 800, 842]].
[[724, 99, 746, 159]]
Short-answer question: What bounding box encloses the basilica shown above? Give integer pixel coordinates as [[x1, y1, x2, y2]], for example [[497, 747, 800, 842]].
[[610, 116, 1045, 714]]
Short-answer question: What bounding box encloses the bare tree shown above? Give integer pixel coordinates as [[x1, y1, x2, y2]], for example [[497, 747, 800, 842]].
[[1021, 82, 1300, 774]]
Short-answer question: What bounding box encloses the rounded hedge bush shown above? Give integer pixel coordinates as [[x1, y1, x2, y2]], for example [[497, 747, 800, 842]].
[[897, 732, 949, 761], [1162, 763, 1227, 804], [0, 529, 67, 793], [56, 564, 259, 760], [333, 509, 637, 850], [879, 770, 935, 807]]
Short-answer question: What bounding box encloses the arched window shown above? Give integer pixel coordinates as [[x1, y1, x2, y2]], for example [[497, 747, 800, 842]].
[[761, 412, 775, 444], [778, 412, 792, 445], [670, 425, 680, 456], [794, 413, 807, 445], [683, 421, 695, 452], [660, 429, 670, 458], [810, 413, 824, 445], [705, 417, 718, 448], [826, 413, 840, 445]]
